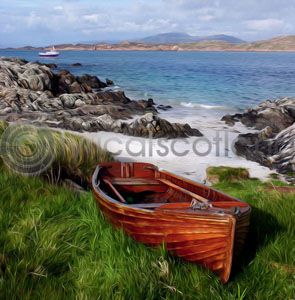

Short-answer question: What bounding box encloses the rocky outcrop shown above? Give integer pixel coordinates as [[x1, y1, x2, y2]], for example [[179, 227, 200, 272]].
[[0, 57, 202, 139], [60, 112, 202, 138], [222, 98, 295, 182], [123, 113, 202, 138], [235, 124, 295, 182], [221, 98, 294, 133], [76, 74, 107, 89]]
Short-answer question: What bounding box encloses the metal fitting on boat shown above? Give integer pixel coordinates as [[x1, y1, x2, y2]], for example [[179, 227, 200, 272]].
[[190, 199, 212, 210]]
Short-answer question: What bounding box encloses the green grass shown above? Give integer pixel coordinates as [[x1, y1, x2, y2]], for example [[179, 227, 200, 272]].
[[0, 121, 113, 185], [0, 168, 294, 299], [0, 122, 294, 298], [206, 166, 250, 184]]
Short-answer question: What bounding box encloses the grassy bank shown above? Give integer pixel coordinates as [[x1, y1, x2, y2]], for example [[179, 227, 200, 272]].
[[0, 167, 294, 299], [0, 121, 113, 184], [0, 122, 294, 299]]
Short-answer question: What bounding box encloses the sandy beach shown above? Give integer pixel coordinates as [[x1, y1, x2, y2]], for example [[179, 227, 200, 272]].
[[84, 106, 273, 183]]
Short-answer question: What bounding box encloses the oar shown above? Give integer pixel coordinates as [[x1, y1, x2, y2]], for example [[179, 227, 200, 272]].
[[103, 178, 127, 204], [158, 179, 209, 204]]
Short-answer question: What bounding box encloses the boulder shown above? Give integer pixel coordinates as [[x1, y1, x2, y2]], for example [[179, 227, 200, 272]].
[[69, 81, 83, 94], [74, 99, 85, 107], [137, 99, 155, 110], [45, 63, 57, 69], [221, 114, 241, 126], [94, 90, 131, 104], [56, 70, 77, 94], [106, 78, 114, 86], [123, 113, 203, 138], [157, 104, 172, 111], [76, 74, 107, 89]]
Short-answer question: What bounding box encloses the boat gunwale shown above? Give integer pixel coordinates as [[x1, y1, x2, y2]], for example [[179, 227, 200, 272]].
[[91, 162, 251, 219], [93, 187, 240, 221]]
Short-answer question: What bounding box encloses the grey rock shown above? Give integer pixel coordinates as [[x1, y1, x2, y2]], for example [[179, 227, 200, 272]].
[[222, 97, 295, 133], [76, 74, 107, 89], [3, 107, 12, 114], [75, 99, 85, 107], [123, 113, 203, 138], [60, 94, 77, 108], [0, 57, 203, 139], [229, 97, 295, 182], [81, 121, 91, 131], [157, 104, 172, 111], [221, 114, 236, 126], [106, 78, 114, 86]]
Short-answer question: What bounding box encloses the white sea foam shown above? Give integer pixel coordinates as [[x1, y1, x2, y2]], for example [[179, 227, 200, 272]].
[[180, 102, 226, 109]]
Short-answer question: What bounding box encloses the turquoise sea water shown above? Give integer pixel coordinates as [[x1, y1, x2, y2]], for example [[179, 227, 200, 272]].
[[1, 50, 295, 111]]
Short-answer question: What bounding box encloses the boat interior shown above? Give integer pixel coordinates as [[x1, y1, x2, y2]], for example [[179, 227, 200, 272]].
[[94, 163, 249, 214]]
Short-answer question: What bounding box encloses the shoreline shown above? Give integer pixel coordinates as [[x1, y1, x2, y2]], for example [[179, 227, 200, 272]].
[[2, 49, 295, 53], [2, 35, 295, 52], [82, 107, 274, 183], [0, 57, 293, 183]]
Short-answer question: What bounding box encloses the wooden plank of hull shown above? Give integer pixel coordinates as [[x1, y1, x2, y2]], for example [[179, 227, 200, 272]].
[[166, 237, 228, 249], [168, 241, 228, 254], [93, 191, 236, 283]]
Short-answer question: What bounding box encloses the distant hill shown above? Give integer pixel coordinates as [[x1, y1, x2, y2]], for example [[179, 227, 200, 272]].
[[3, 35, 295, 52], [137, 32, 245, 44], [245, 35, 295, 51], [194, 34, 245, 44], [139, 32, 194, 44]]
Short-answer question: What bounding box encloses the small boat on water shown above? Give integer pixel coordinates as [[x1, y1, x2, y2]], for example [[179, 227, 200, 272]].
[[39, 46, 59, 57], [91, 162, 251, 283]]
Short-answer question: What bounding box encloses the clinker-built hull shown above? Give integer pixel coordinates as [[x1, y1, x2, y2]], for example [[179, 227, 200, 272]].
[[92, 162, 251, 283]]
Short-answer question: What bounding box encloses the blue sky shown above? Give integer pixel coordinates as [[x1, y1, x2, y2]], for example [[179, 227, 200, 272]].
[[0, 0, 294, 47]]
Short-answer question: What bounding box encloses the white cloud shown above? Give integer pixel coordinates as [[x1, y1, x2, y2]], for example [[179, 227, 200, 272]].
[[26, 11, 43, 28], [1, 0, 295, 46], [245, 18, 285, 31], [198, 14, 216, 21], [1, 24, 13, 33], [53, 6, 64, 11], [83, 14, 99, 23], [83, 13, 109, 24]]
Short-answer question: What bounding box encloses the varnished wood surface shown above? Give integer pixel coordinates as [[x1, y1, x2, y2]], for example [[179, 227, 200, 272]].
[[92, 162, 251, 283]]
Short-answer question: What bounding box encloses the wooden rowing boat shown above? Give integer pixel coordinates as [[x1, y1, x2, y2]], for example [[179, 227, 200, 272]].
[[91, 162, 251, 283]]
